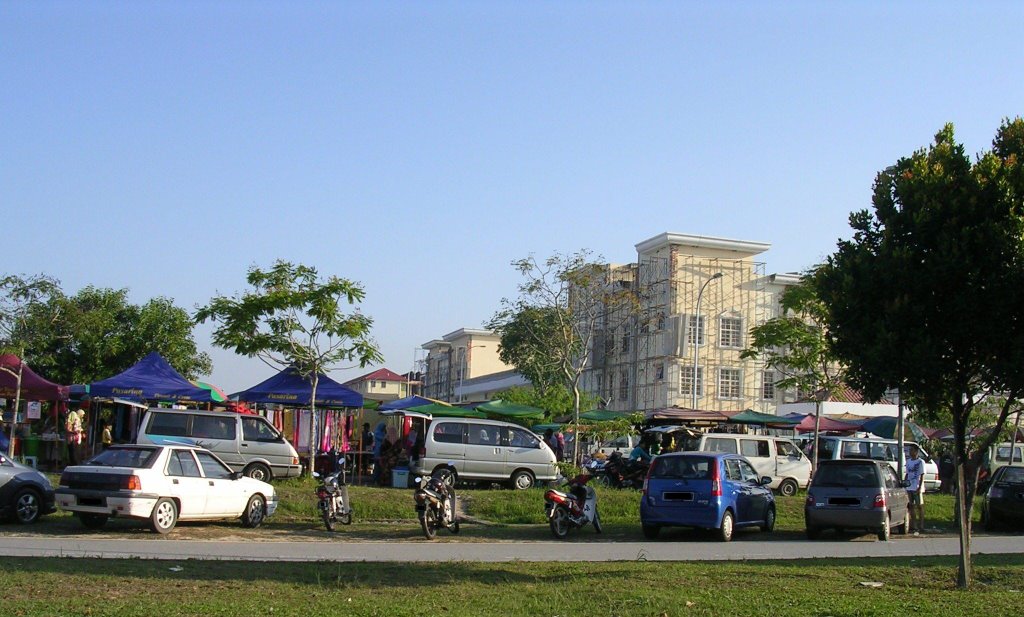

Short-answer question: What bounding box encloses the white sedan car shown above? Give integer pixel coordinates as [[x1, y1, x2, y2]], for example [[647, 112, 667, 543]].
[[56, 444, 278, 534]]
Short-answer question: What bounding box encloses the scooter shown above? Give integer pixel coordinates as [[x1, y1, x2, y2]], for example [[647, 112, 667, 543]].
[[313, 455, 352, 531], [413, 469, 460, 540], [544, 474, 602, 539]]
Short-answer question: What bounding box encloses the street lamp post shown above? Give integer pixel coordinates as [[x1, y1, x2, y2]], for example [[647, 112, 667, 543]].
[[457, 345, 486, 403], [691, 272, 723, 410]]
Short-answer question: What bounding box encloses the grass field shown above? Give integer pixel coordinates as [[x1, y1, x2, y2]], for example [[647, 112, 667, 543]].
[[1, 555, 1021, 617]]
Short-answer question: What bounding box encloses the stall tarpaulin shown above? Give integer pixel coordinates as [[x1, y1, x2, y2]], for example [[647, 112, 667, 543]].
[[380, 395, 447, 411], [0, 354, 69, 400], [89, 352, 215, 402], [232, 366, 362, 408], [474, 400, 546, 420]]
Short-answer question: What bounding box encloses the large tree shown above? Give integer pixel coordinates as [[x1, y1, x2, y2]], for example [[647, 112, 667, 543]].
[[488, 306, 566, 396], [741, 275, 846, 471], [196, 261, 382, 476], [815, 119, 1024, 588], [490, 251, 637, 463], [8, 285, 211, 385]]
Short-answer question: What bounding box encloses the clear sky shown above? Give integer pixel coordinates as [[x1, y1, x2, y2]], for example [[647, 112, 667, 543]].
[[3, 2, 1022, 392]]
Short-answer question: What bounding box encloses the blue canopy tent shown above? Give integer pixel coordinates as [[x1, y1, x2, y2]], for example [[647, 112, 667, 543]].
[[380, 395, 446, 411], [232, 366, 362, 408], [90, 352, 215, 403]]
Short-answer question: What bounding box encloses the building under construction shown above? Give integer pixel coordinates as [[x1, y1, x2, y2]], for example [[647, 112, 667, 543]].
[[581, 232, 800, 415]]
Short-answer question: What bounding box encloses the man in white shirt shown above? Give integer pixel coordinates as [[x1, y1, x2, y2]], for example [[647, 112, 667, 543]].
[[905, 444, 925, 534]]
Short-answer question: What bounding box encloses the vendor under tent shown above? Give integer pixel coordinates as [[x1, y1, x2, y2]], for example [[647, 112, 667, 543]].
[[0, 354, 69, 467]]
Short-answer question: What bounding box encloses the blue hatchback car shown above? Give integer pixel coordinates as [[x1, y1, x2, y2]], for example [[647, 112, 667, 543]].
[[640, 452, 776, 542]]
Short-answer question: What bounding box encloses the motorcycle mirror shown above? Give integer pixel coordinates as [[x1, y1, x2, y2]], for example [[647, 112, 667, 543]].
[[312, 472, 321, 479], [414, 476, 423, 483]]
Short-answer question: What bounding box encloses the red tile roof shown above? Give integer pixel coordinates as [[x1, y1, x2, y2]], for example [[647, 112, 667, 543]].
[[344, 368, 407, 385]]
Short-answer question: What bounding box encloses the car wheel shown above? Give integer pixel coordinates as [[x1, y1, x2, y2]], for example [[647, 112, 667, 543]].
[[642, 523, 660, 540], [877, 514, 891, 542], [241, 494, 267, 528], [244, 463, 271, 482], [762, 506, 776, 533], [12, 488, 42, 524], [510, 470, 535, 490], [549, 506, 570, 540], [79, 513, 108, 530], [805, 525, 822, 540], [150, 498, 178, 534], [778, 479, 798, 497], [718, 510, 735, 542], [898, 509, 910, 535]]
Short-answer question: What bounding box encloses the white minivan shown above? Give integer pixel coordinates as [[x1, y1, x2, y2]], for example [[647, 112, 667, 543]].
[[816, 436, 940, 492], [137, 408, 301, 481], [685, 433, 811, 496], [411, 417, 558, 490]]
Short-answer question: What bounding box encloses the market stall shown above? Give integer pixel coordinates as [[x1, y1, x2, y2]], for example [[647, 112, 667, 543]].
[[0, 353, 70, 469]]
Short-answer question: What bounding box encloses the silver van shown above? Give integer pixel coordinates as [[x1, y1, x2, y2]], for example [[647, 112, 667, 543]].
[[411, 417, 558, 490], [817, 436, 940, 492], [687, 433, 811, 496], [136, 408, 300, 481]]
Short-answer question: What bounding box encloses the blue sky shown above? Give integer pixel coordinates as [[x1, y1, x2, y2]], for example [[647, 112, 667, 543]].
[[3, 2, 1022, 392]]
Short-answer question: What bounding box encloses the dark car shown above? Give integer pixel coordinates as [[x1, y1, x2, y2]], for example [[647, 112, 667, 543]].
[[981, 465, 1024, 531], [0, 452, 56, 524], [804, 459, 909, 541], [640, 452, 776, 542]]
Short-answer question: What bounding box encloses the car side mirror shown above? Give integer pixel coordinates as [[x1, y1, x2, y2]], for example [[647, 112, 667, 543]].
[[760, 476, 773, 486], [230, 471, 244, 481]]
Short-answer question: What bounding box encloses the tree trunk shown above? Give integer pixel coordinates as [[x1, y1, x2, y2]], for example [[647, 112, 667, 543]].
[[306, 376, 319, 478], [571, 382, 581, 465], [953, 409, 972, 589], [811, 400, 821, 473], [6, 358, 24, 458]]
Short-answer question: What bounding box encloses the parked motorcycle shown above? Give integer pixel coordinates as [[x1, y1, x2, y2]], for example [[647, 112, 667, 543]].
[[413, 469, 460, 540], [602, 451, 648, 489], [544, 474, 602, 539], [314, 456, 352, 531]]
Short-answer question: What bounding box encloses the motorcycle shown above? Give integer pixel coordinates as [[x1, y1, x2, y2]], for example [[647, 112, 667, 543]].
[[313, 455, 352, 531], [413, 469, 460, 540], [544, 474, 602, 539], [602, 451, 648, 489]]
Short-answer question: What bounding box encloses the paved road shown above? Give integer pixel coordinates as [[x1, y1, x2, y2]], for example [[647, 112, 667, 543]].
[[3, 535, 1023, 562]]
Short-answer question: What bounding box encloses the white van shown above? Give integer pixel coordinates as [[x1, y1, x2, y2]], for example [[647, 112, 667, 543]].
[[817, 436, 940, 492], [137, 408, 301, 481], [983, 442, 1024, 477], [685, 433, 811, 496], [411, 417, 558, 490]]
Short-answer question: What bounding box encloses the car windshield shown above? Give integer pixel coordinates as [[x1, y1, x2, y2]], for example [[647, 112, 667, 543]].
[[650, 456, 711, 479], [86, 447, 159, 468], [814, 464, 878, 488], [997, 466, 1024, 484]]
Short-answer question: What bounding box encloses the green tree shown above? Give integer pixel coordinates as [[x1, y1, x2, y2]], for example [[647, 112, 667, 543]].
[[498, 385, 600, 421], [487, 306, 566, 395], [815, 119, 1024, 589], [490, 251, 638, 462], [196, 261, 382, 476], [741, 275, 846, 471], [10, 286, 211, 385]]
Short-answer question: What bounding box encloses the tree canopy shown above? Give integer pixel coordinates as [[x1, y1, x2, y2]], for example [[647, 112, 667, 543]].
[[1, 275, 211, 385], [815, 118, 1024, 588], [196, 261, 382, 475]]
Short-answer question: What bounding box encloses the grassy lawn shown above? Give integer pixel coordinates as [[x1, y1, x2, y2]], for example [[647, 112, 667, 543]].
[[1, 555, 1021, 617]]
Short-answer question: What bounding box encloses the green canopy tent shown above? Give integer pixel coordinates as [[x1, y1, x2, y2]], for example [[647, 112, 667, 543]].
[[406, 402, 487, 418], [727, 409, 801, 427], [579, 409, 633, 422], [474, 400, 546, 421], [531, 423, 564, 433]]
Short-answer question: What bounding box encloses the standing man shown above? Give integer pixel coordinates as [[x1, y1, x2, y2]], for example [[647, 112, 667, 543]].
[[65, 404, 86, 466], [905, 443, 925, 535]]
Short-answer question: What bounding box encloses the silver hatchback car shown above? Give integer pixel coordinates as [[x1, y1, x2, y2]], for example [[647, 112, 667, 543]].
[[805, 459, 910, 541]]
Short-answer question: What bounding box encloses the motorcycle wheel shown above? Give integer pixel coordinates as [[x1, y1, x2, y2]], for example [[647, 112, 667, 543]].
[[593, 508, 602, 534], [549, 506, 570, 540], [420, 509, 437, 540], [339, 510, 352, 525], [450, 520, 460, 535], [321, 506, 336, 532]]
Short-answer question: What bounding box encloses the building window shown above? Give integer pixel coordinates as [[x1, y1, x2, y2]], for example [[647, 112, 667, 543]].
[[657, 314, 666, 331], [619, 371, 630, 401], [761, 371, 776, 400], [687, 315, 706, 346], [655, 363, 665, 381], [621, 328, 631, 353], [720, 317, 743, 348], [719, 368, 742, 399], [680, 366, 703, 398]]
